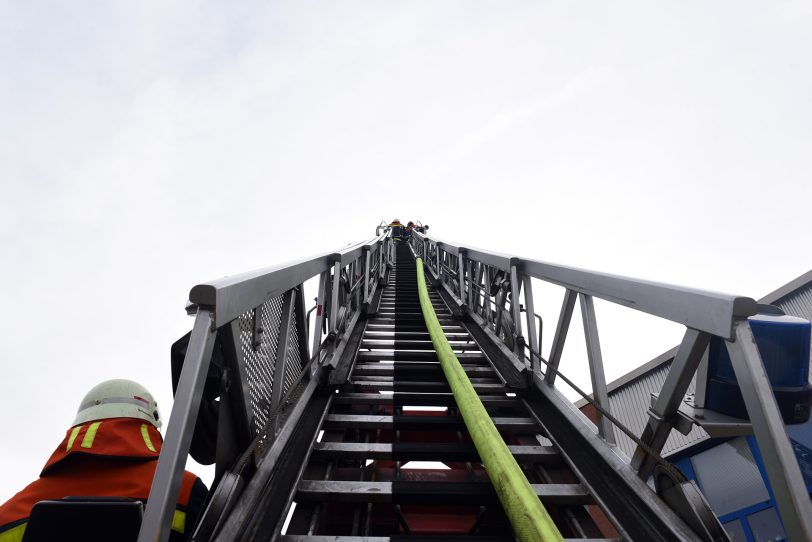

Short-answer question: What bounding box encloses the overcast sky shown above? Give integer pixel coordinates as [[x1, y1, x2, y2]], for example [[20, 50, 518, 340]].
[[2, 1, 811, 501]]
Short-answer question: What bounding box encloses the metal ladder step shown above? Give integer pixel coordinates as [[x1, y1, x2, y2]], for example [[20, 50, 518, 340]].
[[349, 381, 507, 393], [323, 414, 537, 431], [357, 351, 487, 361], [353, 365, 496, 378], [364, 331, 470, 339], [311, 442, 561, 463], [296, 480, 593, 505], [360, 340, 476, 350], [333, 392, 519, 408]]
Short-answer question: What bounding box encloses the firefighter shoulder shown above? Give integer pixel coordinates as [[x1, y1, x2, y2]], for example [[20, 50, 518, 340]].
[[0, 379, 207, 542]]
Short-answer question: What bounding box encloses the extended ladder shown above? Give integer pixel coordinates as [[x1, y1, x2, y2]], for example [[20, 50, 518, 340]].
[[136, 227, 812, 542]]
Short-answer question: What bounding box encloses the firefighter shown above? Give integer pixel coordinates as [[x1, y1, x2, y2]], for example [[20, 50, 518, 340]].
[[0, 379, 207, 541], [388, 218, 404, 241], [403, 221, 415, 240]]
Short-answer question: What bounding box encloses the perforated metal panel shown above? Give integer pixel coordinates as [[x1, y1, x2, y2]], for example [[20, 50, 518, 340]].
[[236, 295, 284, 435], [283, 301, 304, 395]]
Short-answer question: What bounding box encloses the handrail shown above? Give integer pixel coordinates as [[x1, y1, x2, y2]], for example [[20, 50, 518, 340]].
[[409, 230, 812, 541], [519, 260, 757, 340], [411, 230, 758, 339], [189, 236, 385, 326], [190, 252, 335, 325], [335, 237, 379, 264], [140, 231, 394, 542]]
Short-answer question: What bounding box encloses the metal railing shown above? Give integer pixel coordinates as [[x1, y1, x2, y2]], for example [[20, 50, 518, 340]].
[[407, 230, 812, 541], [137, 232, 393, 542], [138, 223, 812, 542]]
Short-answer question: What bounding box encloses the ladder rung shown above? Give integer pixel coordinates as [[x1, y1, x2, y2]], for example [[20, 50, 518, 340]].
[[333, 393, 518, 408], [364, 331, 469, 338], [349, 381, 506, 393], [354, 360, 490, 371], [311, 442, 560, 463], [367, 317, 457, 324], [366, 324, 464, 331], [324, 414, 536, 431], [296, 480, 592, 505], [357, 351, 485, 361], [352, 365, 495, 377], [361, 339, 473, 346]]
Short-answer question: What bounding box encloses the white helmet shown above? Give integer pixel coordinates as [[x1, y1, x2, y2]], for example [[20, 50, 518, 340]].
[[72, 379, 162, 429]]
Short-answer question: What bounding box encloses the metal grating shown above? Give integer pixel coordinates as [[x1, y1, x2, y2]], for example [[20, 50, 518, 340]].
[[237, 295, 285, 435], [775, 285, 812, 320]]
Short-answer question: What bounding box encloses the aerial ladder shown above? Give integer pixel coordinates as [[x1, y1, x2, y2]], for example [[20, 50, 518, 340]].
[[132, 224, 812, 542]]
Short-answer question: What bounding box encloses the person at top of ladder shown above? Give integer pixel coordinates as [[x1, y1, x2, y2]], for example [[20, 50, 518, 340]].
[[403, 221, 415, 240], [0, 379, 207, 542], [388, 218, 403, 242]]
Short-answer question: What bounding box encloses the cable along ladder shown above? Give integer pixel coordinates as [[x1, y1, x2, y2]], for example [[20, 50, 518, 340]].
[[136, 226, 812, 542]]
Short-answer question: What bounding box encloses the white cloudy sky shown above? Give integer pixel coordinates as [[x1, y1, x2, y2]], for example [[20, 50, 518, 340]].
[[1, 1, 811, 501]]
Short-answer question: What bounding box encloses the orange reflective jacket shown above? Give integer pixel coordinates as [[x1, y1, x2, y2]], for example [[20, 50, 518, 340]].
[[0, 418, 204, 542]]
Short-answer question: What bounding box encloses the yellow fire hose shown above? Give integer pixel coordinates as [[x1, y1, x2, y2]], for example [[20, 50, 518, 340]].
[[415, 258, 564, 542]]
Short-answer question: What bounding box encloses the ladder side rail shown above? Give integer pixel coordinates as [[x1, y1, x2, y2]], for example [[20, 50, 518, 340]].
[[189, 237, 379, 327], [140, 235, 385, 542], [411, 231, 812, 540], [725, 321, 812, 541], [139, 310, 218, 542], [412, 231, 759, 340], [213, 376, 328, 542]]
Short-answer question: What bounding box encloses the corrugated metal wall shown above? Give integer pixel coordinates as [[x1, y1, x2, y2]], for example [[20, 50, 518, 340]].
[[608, 363, 707, 458], [603, 279, 812, 460], [774, 284, 812, 326]]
